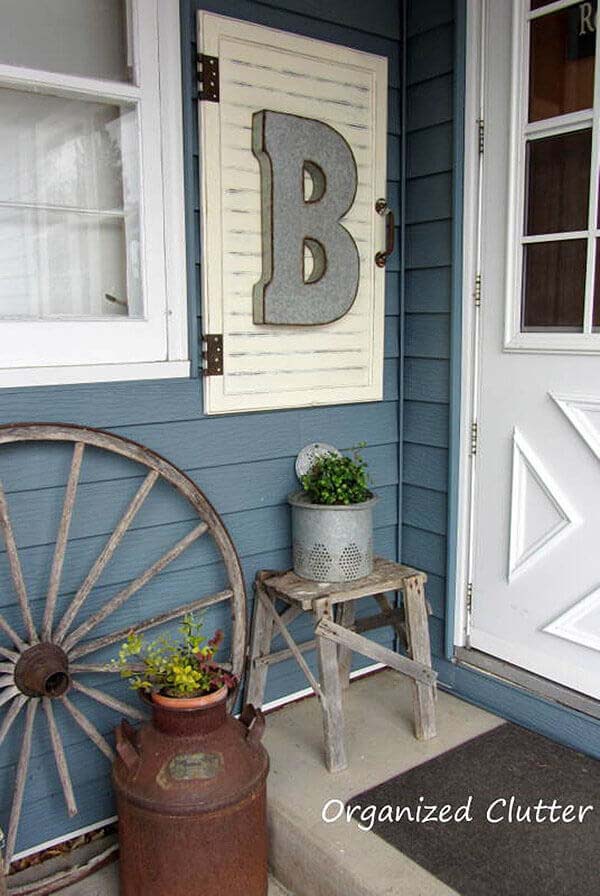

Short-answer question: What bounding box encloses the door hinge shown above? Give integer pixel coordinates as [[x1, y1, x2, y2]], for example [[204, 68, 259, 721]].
[[465, 582, 474, 647], [474, 272, 482, 307], [202, 334, 223, 376], [197, 54, 220, 102], [470, 421, 478, 456], [478, 118, 485, 154]]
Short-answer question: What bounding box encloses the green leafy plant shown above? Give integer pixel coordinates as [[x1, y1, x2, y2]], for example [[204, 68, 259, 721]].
[[301, 445, 371, 506], [116, 614, 237, 698]]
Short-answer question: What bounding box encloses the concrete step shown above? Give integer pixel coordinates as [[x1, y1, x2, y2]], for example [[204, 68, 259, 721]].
[[263, 669, 503, 896]]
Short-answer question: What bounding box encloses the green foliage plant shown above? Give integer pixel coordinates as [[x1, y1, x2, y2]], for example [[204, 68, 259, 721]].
[[116, 614, 238, 698], [300, 444, 371, 506]]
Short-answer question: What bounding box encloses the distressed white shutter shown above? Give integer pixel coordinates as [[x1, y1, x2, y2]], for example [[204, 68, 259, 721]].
[[197, 11, 388, 415]]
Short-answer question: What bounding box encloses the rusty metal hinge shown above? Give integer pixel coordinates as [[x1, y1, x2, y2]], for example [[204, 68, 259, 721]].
[[478, 118, 485, 154], [197, 54, 219, 102], [470, 421, 478, 456], [474, 272, 482, 307], [202, 334, 223, 376]]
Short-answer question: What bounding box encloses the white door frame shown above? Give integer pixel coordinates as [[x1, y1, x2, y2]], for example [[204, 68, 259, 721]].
[[453, 0, 600, 720], [454, 0, 485, 651]]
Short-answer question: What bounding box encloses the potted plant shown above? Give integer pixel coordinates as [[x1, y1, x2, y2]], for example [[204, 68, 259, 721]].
[[289, 445, 377, 582], [116, 614, 238, 709]]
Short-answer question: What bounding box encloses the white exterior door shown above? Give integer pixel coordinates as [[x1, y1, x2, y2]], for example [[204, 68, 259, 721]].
[[469, 0, 600, 699]]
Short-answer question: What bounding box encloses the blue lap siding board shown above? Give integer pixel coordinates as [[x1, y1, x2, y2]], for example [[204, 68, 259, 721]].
[[0, 0, 402, 855], [0, 0, 597, 859]]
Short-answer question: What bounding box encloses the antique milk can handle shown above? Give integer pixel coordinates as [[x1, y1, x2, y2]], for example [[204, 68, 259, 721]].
[[116, 719, 142, 772], [240, 704, 266, 745]]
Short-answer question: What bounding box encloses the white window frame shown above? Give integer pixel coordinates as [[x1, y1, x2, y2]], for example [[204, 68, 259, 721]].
[[505, 0, 600, 354], [0, 0, 190, 387]]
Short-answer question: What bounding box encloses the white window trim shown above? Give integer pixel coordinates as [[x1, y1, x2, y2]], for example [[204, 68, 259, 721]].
[[504, 0, 600, 354], [0, 0, 190, 387]]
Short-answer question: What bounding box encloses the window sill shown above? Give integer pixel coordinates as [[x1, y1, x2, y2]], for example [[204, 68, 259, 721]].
[[0, 360, 191, 389]]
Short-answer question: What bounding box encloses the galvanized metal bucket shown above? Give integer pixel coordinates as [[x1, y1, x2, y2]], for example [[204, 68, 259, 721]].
[[288, 490, 377, 582]]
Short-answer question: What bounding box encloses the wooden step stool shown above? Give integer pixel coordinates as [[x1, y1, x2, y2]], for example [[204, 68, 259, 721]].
[[245, 557, 437, 772]]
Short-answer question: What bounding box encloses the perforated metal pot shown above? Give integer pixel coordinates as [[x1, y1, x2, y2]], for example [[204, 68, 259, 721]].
[[288, 491, 378, 582]]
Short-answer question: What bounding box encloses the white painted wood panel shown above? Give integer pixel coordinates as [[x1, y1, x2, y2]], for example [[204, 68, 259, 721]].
[[197, 12, 388, 414]]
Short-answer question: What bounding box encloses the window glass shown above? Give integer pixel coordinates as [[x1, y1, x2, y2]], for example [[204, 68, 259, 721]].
[[526, 130, 591, 234], [522, 240, 586, 330], [593, 241, 600, 329], [0, 88, 140, 319], [0, 0, 131, 82], [529, 2, 596, 122]]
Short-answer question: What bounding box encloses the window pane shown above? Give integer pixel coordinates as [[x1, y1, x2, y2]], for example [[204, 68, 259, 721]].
[[526, 130, 591, 234], [522, 240, 586, 330], [0, 0, 130, 82], [0, 88, 141, 319], [530, 1, 554, 8], [529, 3, 596, 122]]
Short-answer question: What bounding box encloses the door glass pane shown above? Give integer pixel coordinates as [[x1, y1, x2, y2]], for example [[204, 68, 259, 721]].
[[0, 0, 130, 82], [530, 0, 554, 8], [0, 88, 141, 319], [529, 3, 596, 122], [593, 241, 600, 330], [526, 130, 591, 234], [522, 240, 586, 330]]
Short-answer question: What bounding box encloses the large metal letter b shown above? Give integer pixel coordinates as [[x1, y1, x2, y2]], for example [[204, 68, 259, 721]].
[[252, 110, 359, 325]]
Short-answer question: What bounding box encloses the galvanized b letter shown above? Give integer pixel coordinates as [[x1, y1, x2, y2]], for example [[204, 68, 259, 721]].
[[252, 110, 359, 325]]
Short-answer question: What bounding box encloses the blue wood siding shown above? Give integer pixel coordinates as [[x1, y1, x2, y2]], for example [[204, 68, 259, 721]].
[[0, 0, 402, 855], [401, 0, 454, 663]]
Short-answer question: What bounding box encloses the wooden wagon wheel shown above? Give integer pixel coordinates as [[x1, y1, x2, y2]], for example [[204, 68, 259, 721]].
[[0, 423, 246, 886]]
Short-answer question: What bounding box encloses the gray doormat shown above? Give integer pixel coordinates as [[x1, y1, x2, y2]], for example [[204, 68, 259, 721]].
[[347, 723, 600, 896]]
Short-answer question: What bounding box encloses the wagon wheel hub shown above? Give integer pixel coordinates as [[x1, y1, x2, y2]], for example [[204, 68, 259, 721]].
[[14, 643, 70, 698]]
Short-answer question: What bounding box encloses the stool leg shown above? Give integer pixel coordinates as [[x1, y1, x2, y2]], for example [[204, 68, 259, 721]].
[[245, 581, 276, 709], [403, 575, 437, 740], [336, 603, 355, 689], [315, 605, 348, 773]]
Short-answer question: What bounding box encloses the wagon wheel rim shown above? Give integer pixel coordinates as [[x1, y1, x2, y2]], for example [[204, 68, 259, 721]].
[[0, 423, 247, 875]]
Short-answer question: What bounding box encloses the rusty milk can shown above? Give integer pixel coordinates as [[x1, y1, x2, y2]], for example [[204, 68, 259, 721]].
[[113, 693, 269, 895]]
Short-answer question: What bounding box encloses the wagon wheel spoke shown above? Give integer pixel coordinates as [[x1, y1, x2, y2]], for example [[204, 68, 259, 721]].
[[62, 521, 209, 653], [53, 470, 160, 645], [41, 443, 84, 641], [71, 680, 145, 722], [0, 616, 25, 653], [0, 482, 36, 644], [0, 694, 27, 747], [61, 696, 114, 762], [5, 698, 38, 871], [43, 698, 77, 818], [0, 686, 20, 708], [68, 588, 234, 661], [0, 645, 19, 662], [0, 674, 16, 688]]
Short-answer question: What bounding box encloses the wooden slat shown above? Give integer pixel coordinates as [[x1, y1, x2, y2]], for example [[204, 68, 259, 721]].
[[0, 482, 36, 643], [68, 588, 233, 660], [5, 699, 38, 871], [72, 680, 146, 722], [41, 443, 84, 640], [0, 694, 26, 747], [255, 585, 322, 698], [61, 696, 114, 762], [315, 604, 347, 772], [43, 698, 78, 818], [314, 617, 437, 685], [62, 521, 208, 653], [265, 557, 425, 609], [402, 574, 437, 740], [53, 469, 160, 644]]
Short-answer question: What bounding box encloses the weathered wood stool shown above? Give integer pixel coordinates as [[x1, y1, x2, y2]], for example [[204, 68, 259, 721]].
[[245, 557, 437, 772]]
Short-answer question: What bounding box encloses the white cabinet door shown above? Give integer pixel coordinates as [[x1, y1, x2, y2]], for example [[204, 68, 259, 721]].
[[470, 0, 600, 699], [197, 12, 388, 415]]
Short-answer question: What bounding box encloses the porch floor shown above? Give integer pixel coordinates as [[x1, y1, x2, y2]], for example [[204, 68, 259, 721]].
[[264, 668, 504, 896]]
